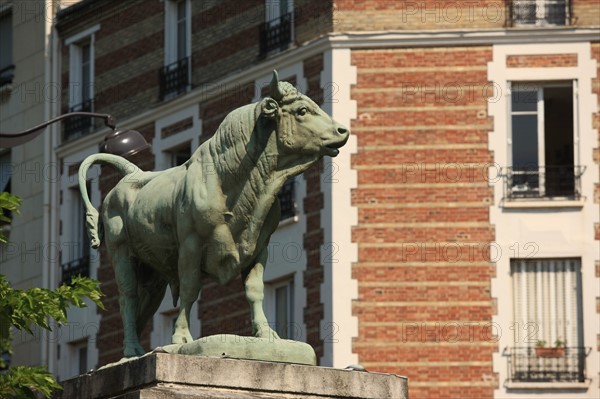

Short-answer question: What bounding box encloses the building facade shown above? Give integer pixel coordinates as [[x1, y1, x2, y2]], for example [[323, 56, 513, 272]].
[[2, 1, 599, 398]]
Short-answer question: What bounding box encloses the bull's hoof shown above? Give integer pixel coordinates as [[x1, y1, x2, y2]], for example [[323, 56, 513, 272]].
[[172, 332, 194, 344], [254, 327, 280, 341], [123, 343, 145, 357]]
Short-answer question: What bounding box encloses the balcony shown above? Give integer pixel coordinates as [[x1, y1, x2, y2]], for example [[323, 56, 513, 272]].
[[506, 347, 590, 384], [278, 179, 296, 221], [159, 57, 190, 101], [510, 0, 569, 26], [63, 99, 94, 141], [503, 165, 584, 201], [259, 12, 293, 57], [60, 256, 90, 286]]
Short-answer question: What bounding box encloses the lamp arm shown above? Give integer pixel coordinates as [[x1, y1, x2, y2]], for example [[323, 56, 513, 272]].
[[0, 112, 116, 148]]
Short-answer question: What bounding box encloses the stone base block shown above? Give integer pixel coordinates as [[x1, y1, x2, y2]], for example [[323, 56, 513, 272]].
[[56, 353, 408, 399]]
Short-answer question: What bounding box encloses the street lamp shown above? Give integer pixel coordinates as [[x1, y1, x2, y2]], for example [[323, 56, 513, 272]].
[[0, 112, 151, 157]]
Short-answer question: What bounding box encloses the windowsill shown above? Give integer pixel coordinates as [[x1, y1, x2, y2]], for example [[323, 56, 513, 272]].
[[506, 381, 590, 390], [502, 199, 585, 209], [278, 215, 299, 228]]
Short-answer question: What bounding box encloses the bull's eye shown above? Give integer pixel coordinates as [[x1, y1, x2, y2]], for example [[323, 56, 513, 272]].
[[297, 107, 308, 116]]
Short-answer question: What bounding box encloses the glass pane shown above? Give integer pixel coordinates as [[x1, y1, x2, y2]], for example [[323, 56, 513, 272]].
[[0, 14, 12, 69], [511, 86, 537, 112], [81, 44, 91, 102], [78, 346, 88, 375], [275, 286, 288, 339], [177, 1, 186, 60], [512, 114, 538, 168]]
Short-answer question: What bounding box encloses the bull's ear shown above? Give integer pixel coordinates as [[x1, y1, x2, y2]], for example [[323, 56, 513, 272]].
[[261, 97, 279, 119]]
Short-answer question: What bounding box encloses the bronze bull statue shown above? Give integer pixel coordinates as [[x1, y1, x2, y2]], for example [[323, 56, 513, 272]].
[[79, 71, 349, 358]]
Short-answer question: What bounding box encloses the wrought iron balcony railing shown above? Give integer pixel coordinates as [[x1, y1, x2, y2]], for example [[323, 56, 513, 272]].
[[503, 165, 584, 201], [63, 99, 94, 141], [510, 0, 570, 26], [0, 64, 15, 87], [278, 178, 296, 221], [506, 346, 590, 383], [259, 12, 293, 56], [60, 256, 90, 286], [159, 56, 190, 101]]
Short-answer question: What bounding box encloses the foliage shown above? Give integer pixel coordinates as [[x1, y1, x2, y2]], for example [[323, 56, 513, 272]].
[[0, 192, 105, 398], [0, 192, 21, 244]]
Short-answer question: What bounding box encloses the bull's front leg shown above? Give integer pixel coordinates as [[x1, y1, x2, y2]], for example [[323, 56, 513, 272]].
[[242, 248, 280, 340], [172, 235, 202, 344]]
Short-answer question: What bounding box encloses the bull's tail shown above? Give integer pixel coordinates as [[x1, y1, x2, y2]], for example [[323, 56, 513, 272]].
[[78, 153, 142, 249]]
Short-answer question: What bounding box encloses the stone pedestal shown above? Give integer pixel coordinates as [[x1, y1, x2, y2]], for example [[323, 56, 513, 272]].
[[55, 353, 408, 399]]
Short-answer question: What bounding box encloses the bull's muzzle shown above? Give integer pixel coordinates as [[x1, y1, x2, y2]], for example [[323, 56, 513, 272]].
[[324, 124, 350, 157]]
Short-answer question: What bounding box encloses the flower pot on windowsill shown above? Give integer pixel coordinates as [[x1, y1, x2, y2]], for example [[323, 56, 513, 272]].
[[535, 347, 565, 358]]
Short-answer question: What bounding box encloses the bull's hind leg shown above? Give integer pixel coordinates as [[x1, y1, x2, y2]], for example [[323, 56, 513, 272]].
[[135, 266, 168, 339], [243, 248, 280, 340], [111, 246, 146, 357], [172, 235, 202, 344]]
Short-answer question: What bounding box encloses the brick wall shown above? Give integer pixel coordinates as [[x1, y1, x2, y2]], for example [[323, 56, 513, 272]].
[[191, 0, 331, 87], [302, 53, 326, 361], [58, 0, 163, 122], [350, 47, 497, 399], [333, 0, 506, 31], [572, 0, 600, 27], [507, 54, 578, 68]]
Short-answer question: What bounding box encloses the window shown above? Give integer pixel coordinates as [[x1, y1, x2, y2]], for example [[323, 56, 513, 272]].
[[67, 341, 88, 376], [65, 26, 99, 141], [260, 0, 293, 56], [167, 143, 191, 167], [77, 345, 88, 375], [505, 81, 582, 200], [278, 178, 296, 221], [0, 9, 13, 87], [273, 280, 294, 339], [61, 186, 90, 285], [511, 0, 569, 26], [508, 258, 587, 383], [161, 0, 191, 100]]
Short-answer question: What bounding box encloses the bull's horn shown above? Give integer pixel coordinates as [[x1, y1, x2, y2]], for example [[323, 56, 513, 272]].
[[270, 70, 283, 101]]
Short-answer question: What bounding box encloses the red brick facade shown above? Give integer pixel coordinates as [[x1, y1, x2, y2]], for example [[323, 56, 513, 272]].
[[507, 54, 579, 68], [351, 47, 497, 399]]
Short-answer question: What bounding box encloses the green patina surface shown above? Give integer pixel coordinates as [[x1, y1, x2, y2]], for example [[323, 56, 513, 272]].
[[78, 71, 349, 363]]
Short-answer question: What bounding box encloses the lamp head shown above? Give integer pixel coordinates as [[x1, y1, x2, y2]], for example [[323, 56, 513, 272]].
[[99, 129, 151, 158]]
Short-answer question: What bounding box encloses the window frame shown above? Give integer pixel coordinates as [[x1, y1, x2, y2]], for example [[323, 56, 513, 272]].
[[506, 80, 580, 200]]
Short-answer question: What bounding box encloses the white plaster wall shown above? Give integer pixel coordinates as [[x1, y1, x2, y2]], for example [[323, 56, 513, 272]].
[[319, 48, 359, 368], [488, 42, 599, 398]]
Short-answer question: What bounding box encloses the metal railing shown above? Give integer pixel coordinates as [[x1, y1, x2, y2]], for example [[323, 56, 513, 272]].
[[259, 12, 293, 56], [510, 0, 569, 26], [278, 178, 296, 220], [0, 64, 15, 87], [63, 99, 94, 141], [503, 165, 584, 201], [60, 256, 90, 286], [159, 56, 190, 100], [506, 347, 589, 383]]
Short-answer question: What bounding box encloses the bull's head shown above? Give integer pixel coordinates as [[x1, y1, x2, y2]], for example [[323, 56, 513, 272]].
[[261, 70, 349, 161]]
